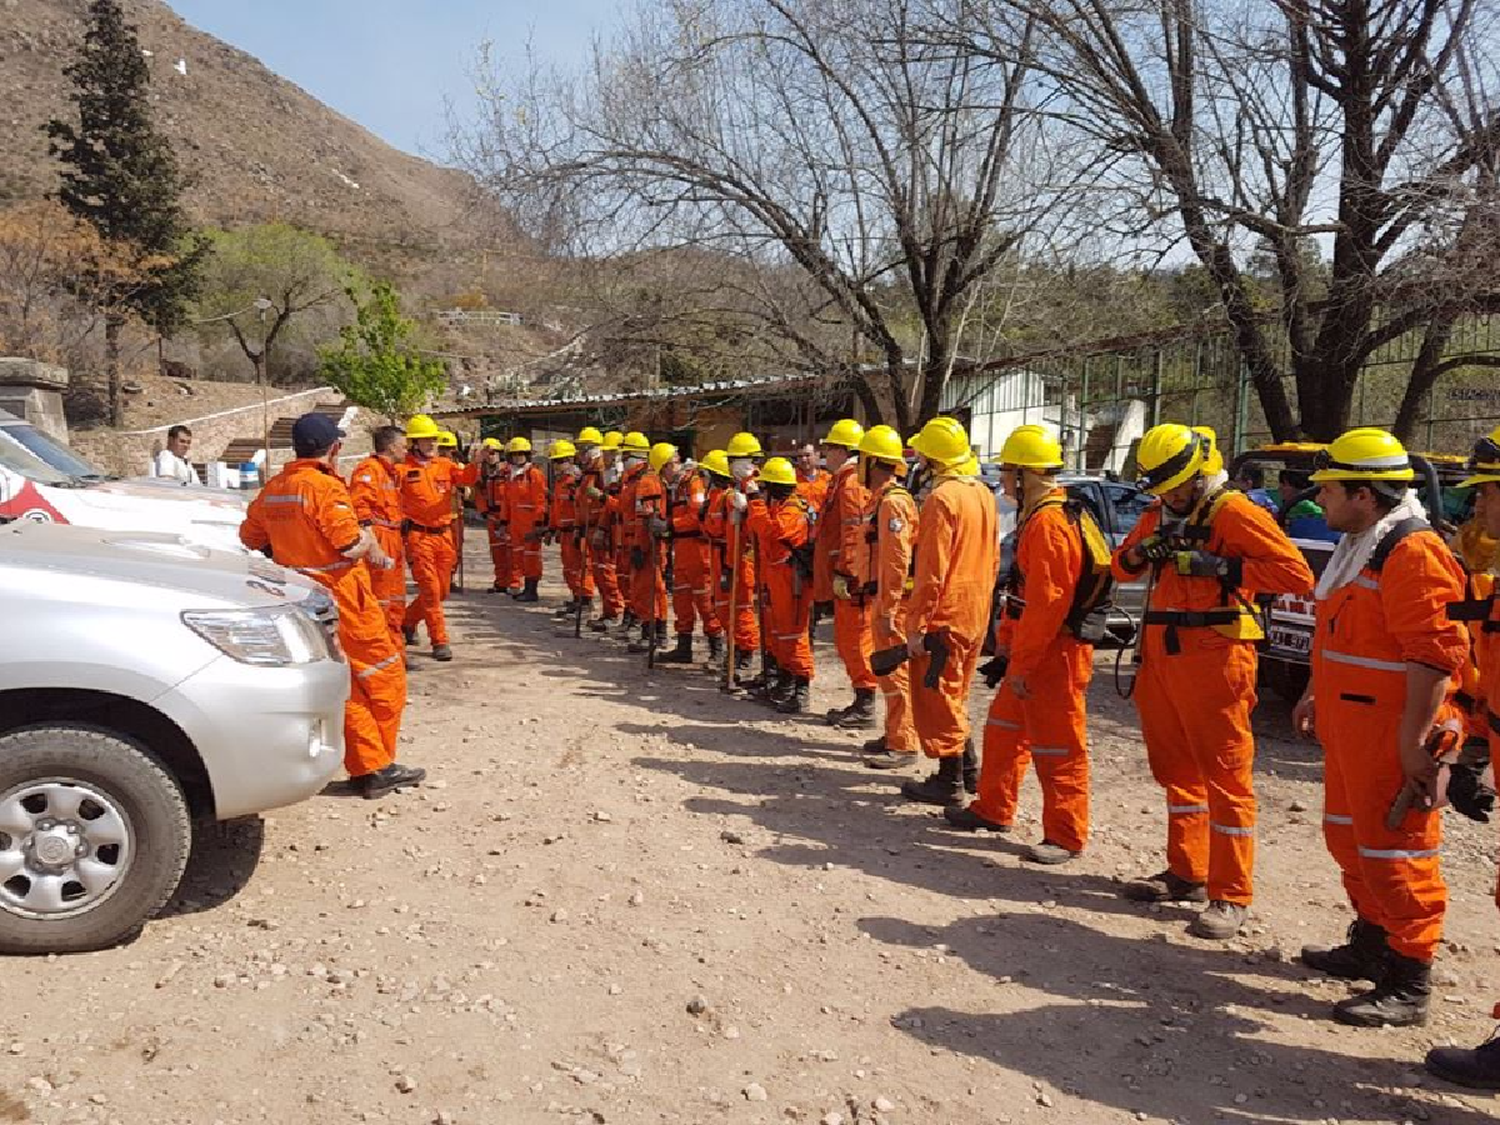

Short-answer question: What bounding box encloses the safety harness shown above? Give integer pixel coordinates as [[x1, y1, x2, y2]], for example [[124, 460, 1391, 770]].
[[1002, 494, 1115, 643], [861, 483, 915, 597]]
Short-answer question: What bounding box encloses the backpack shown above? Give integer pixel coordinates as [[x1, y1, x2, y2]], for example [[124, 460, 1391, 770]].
[[1010, 495, 1116, 643]]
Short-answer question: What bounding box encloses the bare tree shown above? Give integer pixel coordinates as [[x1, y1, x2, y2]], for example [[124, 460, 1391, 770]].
[[943, 0, 1500, 440], [454, 0, 1061, 432]]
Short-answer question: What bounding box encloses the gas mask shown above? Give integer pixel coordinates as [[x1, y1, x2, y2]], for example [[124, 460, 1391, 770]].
[[731, 458, 756, 482]]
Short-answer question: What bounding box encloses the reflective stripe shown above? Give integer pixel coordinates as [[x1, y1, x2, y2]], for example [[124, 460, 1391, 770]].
[[986, 718, 1022, 730], [1211, 823, 1255, 837], [1030, 746, 1070, 757], [879, 689, 903, 698], [1322, 650, 1406, 673], [1323, 814, 1354, 826], [774, 632, 805, 641], [369, 517, 401, 529], [356, 653, 401, 679], [261, 494, 306, 506], [1358, 846, 1439, 860], [295, 560, 353, 574], [1352, 575, 1380, 590], [1168, 804, 1209, 815]]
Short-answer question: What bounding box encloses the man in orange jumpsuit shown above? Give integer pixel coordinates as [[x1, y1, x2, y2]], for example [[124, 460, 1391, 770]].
[[547, 439, 596, 616], [851, 425, 921, 770], [579, 438, 626, 629], [658, 449, 724, 664], [400, 413, 480, 661], [945, 425, 1098, 865], [740, 455, 816, 712], [1426, 425, 1500, 1084], [816, 419, 878, 729], [241, 414, 422, 799], [476, 439, 516, 594], [347, 424, 408, 648], [703, 446, 760, 684], [1115, 422, 1313, 939], [610, 432, 653, 639], [624, 442, 674, 653], [1288, 429, 1468, 1026], [504, 437, 548, 602], [899, 417, 998, 805], [795, 443, 832, 512]]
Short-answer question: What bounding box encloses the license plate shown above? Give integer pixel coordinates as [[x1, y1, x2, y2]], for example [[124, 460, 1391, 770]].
[[1267, 626, 1311, 656]]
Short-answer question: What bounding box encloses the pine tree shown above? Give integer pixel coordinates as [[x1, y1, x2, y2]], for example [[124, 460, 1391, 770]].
[[45, 0, 203, 425]]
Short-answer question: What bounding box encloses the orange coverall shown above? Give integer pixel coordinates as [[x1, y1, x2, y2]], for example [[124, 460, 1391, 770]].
[[748, 489, 816, 679], [1115, 491, 1313, 905], [907, 475, 999, 758], [505, 461, 549, 581], [1459, 573, 1500, 915], [241, 459, 405, 779], [669, 471, 722, 638], [477, 463, 516, 591], [855, 477, 919, 753], [400, 453, 480, 645], [577, 467, 624, 618], [972, 491, 1093, 852], [821, 460, 876, 691], [614, 463, 646, 614], [1314, 530, 1468, 962], [551, 466, 595, 601], [626, 467, 670, 625], [704, 481, 759, 654], [798, 467, 832, 515], [347, 452, 407, 646]]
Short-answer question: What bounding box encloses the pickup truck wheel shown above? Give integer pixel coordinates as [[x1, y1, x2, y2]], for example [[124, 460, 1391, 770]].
[[0, 725, 192, 954]]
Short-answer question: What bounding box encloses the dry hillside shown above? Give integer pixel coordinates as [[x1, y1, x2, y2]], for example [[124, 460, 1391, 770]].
[[0, 0, 503, 257]]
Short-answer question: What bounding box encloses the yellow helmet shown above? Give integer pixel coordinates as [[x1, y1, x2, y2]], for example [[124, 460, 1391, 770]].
[[1191, 426, 1225, 475], [1136, 423, 1207, 495], [1309, 428, 1415, 484], [998, 424, 1063, 470], [405, 413, 441, 441], [648, 441, 679, 472], [506, 436, 533, 455], [759, 456, 797, 487], [437, 431, 458, 449], [910, 416, 972, 467], [857, 424, 905, 465], [602, 430, 624, 452], [1460, 425, 1500, 488], [548, 439, 577, 460], [621, 431, 651, 454], [577, 426, 604, 447], [726, 432, 763, 458], [821, 418, 864, 449], [481, 437, 504, 451], [700, 449, 732, 478]]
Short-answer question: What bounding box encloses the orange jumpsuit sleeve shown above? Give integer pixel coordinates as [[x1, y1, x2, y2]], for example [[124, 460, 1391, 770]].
[[1006, 505, 1083, 680], [774, 495, 812, 548], [907, 487, 957, 636], [451, 460, 481, 488], [1382, 535, 1470, 674], [308, 475, 363, 553], [1211, 496, 1315, 596], [346, 459, 386, 524], [835, 480, 867, 579], [703, 487, 728, 540], [874, 489, 918, 620], [240, 493, 271, 553]]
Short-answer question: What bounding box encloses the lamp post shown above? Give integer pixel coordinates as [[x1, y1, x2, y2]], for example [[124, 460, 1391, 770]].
[[253, 297, 273, 482]]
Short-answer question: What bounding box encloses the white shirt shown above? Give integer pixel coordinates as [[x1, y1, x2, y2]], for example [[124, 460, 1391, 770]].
[[152, 448, 197, 484]]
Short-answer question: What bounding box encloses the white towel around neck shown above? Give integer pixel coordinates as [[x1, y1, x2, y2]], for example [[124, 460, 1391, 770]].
[[1314, 491, 1428, 600]]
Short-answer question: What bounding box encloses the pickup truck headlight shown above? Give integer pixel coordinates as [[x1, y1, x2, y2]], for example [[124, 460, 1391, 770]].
[[182, 605, 338, 666]]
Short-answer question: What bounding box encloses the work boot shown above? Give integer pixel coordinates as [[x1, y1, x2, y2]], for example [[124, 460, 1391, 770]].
[[1121, 869, 1208, 903], [657, 633, 695, 664], [706, 634, 724, 663], [617, 614, 640, 640], [514, 577, 540, 603], [1300, 919, 1389, 981], [402, 626, 417, 647], [901, 755, 966, 806], [432, 643, 453, 662], [1333, 953, 1431, 1028], [863, 748, 916, 771], [588, 614, 619, 633], [744, 657, 779, 695], [1026, 840, 1080, 865], [553, 598, 580, 617], [942, 804, 1012, 832], [962, 738, 978, 794], [627, 623, 657, 653], [489, 582, 507, 594], [829, 689, 877, 730], [752, 669, 790, 704], [358, 762, 427, 799], [776, 677, 810, 714], [1425, 1032, 1500, 1091], [1188, 900, 1248, 940]]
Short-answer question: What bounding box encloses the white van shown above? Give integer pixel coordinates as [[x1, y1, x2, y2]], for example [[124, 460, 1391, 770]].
[[0, 410, 246, 554]]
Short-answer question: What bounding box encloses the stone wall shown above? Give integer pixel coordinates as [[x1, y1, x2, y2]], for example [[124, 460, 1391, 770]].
[[0, 358, 69, 441]]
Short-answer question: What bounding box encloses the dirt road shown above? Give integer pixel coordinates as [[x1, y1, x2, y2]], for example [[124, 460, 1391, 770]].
[[3, 540, 1498, 1125]]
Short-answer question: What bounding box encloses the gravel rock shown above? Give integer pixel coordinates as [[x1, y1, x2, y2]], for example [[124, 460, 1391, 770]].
[[743, 1083, 768, 1101]]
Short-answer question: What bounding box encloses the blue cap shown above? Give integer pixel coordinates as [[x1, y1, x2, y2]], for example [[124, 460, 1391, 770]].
[[292, 413, 345, 456]]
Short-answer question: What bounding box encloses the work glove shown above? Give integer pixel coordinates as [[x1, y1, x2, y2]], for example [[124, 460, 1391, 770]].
[[978, 654, 1009, 689], [591, 529, 608, 551], [649, 516, 670, 539], [832, 574, 851, 601], [1172, 551, 1241, 583], [1136, 534, 1174, 563], [728, 490, 748, 513]]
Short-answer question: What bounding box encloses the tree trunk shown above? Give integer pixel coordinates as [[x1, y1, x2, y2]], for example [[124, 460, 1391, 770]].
[[104, 313, 124, 428], [1393, 317, 1453, 444], [917, 339, 952, 434]]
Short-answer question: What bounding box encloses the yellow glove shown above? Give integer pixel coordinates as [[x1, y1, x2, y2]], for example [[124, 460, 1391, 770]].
[[832, 574, 851, 601]]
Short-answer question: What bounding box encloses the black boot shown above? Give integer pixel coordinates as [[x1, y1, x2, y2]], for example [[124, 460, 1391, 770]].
[[588, 613, 619, 633], [616, 613, 639, 640], [830, 688, 877, 730], [657, 633, 695, 664], [1426, 1033, 1500, 1091], [901, 754, 966, 806], [744, 656, 778, 694], [962, 737, 978, 794], [627, 623, 655, 653], [515, 577, 540, 603], [1333, 952, 1431, 1028], [402, 626, 417, 647], [1300, 918, 1389, 981], [753, 668, 789, 704], [776, 677, 810, 714], [357, 762, 427, 799], [706, 634, 724, 663], [553, 598, 580, 617]]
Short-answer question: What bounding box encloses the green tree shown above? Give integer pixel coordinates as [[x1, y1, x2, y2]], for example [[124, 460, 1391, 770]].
[[318, 281, 448, 420], [45, 0, 203, 425]]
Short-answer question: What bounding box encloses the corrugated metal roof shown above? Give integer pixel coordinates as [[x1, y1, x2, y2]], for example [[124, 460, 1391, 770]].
[[442, 371, 841, 417]]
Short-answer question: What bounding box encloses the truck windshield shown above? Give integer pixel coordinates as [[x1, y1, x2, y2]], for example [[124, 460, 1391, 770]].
[[0, 429, 75, 485], [0, 421, 106, 480]]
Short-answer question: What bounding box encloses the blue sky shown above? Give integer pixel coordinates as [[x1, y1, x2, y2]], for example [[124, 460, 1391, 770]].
[[167, 0, 615, 161]]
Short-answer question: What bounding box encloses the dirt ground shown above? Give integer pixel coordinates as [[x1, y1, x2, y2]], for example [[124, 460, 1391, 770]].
[[3, 534, 1500, 1125]]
